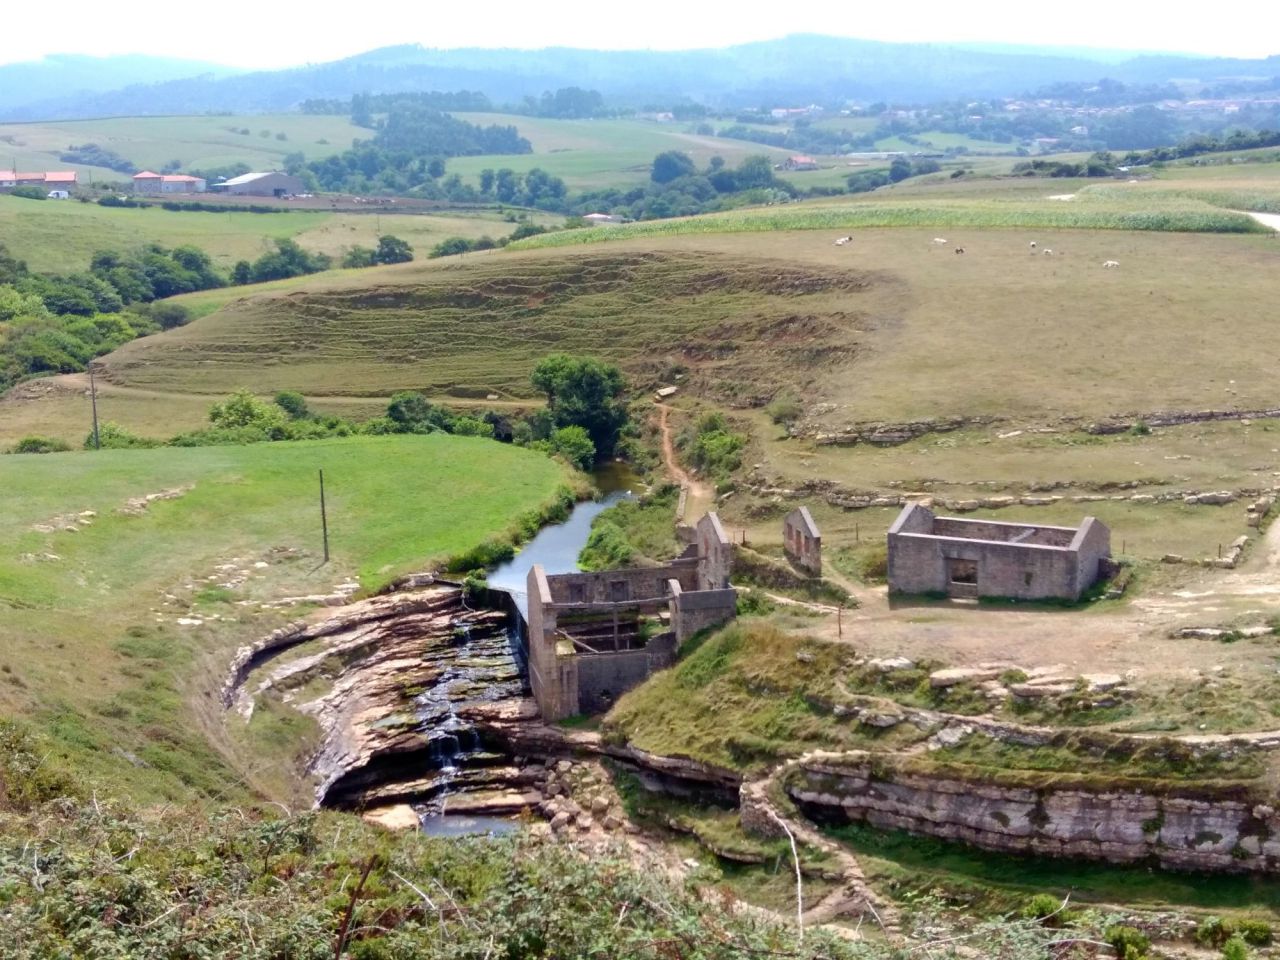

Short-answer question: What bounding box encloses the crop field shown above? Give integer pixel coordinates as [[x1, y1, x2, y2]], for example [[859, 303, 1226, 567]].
[[0, 435, 570, 798], [447, 113, 792, 189], [0, 113, 367, 182]]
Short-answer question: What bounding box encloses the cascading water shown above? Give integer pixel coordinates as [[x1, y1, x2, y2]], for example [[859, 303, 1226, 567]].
[[412, 615, 527, 836]]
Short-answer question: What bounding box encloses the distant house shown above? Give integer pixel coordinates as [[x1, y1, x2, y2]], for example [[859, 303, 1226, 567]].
[[132, 171, 207, 194], [783, 155, 819, 171], [210, 171, 304, 197], [0, 170, 78, 192]]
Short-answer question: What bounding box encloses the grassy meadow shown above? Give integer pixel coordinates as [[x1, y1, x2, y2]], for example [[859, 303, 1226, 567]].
[[0, 435, 570, 800], [448, 113, 792, 189], [0, 193, 551, 272]]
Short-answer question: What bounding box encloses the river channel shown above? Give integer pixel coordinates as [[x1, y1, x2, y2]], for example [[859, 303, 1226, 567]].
[[415, 462, 642, 836]]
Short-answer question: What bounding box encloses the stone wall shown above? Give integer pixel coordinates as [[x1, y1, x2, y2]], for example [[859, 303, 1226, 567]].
[[696, 512, 733, 590], [544, 559, 698, 605], [785, 753, 1280, 874], [669, 581, 738, 644], [575, 645, 664, 714], [783, 506, 822, 575]]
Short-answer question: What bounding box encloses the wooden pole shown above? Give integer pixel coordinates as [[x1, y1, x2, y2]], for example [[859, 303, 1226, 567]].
[[837, 603, 843, 638], [319, 469, 330, 563], [89, 367, 101, 450]]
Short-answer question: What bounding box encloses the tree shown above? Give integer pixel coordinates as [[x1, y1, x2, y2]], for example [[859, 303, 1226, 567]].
[[530, 354, 628, 460], [426, 157, 446, 179], [651, 151, 695, 184], [374, 235, 414, 265], [547, 425, 595, 470], [232, 261, 252, 285], [888, 157, 913, 182]]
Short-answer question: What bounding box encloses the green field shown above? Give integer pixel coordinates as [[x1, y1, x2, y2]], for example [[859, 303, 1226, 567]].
[[0, 193, 554, 272], [0, 435, 570, 799], [447, 113, 792, 190], [0, 113, 368, 182]]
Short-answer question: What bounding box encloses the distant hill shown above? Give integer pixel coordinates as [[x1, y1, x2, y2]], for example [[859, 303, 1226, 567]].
[[0, 54, 241, 117], [3, 36, 1278, 121]]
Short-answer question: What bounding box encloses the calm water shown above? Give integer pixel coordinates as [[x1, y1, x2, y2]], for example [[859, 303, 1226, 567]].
[[487, 462, 642, 617]]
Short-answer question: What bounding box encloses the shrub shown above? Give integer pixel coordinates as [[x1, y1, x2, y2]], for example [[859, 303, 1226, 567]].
[[546, 425, 596, 470], [10, 435, 70, 454], [764, 390, 803, 426], [208, 388, 287, 434], [1199, 918, 1273, 948], [445, 538, 515, 574], [87, 422, 158, 449], [274, 390, 310, 420], [151, 302, 192, 330], [1238, 920, 1273, 946], [0, 719, 80, 810], [1223, 936, 1250, 960], [578, 520, 635, 570], [9, 186, 46, 200], [1106, 924, 1151, 960]]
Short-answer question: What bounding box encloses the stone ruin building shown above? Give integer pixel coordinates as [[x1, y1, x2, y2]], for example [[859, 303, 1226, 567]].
[[783, 506, 822, 575], [526, 512, 737, 720], [886, 503, 1110, 602]]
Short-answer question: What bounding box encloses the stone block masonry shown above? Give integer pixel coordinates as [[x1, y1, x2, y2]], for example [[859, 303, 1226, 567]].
[[527, 512, 736, 721], [887, 503, 1110, 601]]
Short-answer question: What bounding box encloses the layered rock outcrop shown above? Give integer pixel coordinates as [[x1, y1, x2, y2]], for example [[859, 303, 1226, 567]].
[[783, 752, 1280, 874]]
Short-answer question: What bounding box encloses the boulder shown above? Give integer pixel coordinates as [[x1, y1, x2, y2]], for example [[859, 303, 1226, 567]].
[[930, 667, 1002, 688]]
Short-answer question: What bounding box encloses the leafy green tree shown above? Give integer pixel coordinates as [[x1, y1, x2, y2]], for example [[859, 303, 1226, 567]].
[[374, 235, 414, 264], [430, 237, 472, 258], [342, 246, 377, 268], [530, 354, 628, 460], [479, 168, 496, 194], [651, 150, 696, 184], [427, 157, 447, 179], [231, 260, 252, 285], [888, 157, 913, 182], [150, 302, 191, 330]]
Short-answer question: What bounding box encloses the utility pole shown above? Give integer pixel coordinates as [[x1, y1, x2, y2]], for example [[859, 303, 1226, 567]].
[[319, 469, 330, 563], [89, 367, 101, 450]]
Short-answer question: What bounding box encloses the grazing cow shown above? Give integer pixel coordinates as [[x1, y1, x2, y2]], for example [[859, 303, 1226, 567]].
[[834, 236, 852, 245], [954, 247, 965, 254], [1043, 248, 1053, 256], [1029, 241, 1037, 249], [1103, 260, 1120, 268], [932, 237, 948, 244]]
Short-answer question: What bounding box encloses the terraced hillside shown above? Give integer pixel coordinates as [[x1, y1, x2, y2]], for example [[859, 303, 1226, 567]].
[[98, 246, 889, 401]]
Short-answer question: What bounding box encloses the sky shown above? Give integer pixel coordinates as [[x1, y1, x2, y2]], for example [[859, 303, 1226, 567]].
[[0, 0, 1276, 68]]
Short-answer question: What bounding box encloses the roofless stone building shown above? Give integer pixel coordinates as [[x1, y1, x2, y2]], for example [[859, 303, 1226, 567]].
[[886, 503, 1110, 602]]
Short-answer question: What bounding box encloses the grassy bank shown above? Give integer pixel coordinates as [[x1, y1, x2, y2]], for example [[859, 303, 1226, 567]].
[[0, 435, 572, 800]]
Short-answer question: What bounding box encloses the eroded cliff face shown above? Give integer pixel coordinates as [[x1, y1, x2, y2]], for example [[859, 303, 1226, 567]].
[[783, 753, 1280, 874]]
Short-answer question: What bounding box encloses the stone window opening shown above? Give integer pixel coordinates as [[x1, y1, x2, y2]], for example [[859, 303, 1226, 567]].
[[567, 583, 586, 603], [609, 580, 629, 602], [1024, 571, 1034, 587], [948, 559, 978, 585]]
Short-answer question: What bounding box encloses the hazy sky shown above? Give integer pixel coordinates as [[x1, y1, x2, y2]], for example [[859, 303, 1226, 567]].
[[1, 0, 1276, 68]]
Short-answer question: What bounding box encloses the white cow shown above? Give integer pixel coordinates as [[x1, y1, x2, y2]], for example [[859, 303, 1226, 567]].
[[1103, 260, 1120, 268], [1042, 249, 1054, 256], [932, 237, 948, 244], [834, 236, 852, 245], [1029, 241, 1037, 249]]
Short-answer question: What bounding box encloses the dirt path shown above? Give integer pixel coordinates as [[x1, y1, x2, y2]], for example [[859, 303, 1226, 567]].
[[654, 403, 715, 523]]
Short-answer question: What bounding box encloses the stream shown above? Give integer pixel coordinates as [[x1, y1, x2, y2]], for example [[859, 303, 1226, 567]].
[[415, 463, 642, 835]]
